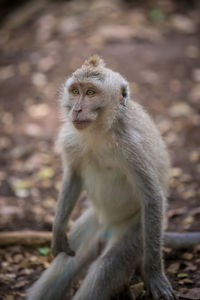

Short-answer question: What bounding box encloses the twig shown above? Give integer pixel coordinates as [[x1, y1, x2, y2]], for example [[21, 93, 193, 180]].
[[0, 230, 52, 246]]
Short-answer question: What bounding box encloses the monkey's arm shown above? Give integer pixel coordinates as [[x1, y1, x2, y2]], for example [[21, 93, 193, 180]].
[[123, 146, 175, 300], [52, 170, 82, 256]]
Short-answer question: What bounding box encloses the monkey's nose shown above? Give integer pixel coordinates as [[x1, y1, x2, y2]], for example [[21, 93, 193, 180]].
[[74, 107, 82, 112], [72, 111, 82, 122]]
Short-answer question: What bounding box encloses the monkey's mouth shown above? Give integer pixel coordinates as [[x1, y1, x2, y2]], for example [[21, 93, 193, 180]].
[[72, 120, 91, 130]]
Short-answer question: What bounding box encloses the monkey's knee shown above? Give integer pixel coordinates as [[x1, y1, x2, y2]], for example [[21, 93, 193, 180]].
[[68, 208, 98, 251]]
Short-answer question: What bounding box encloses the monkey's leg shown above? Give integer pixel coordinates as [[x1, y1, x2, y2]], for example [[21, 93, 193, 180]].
[[73, 220, 142, 300], [68, 207, 98, 251], [27, 208, 101, 300]]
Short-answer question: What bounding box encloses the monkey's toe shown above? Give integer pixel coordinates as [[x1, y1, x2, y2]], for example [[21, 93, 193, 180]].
[[145, 273, 177, 300]]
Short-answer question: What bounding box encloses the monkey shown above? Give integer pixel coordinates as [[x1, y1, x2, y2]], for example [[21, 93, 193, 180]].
[[27, 55, 200, 300]]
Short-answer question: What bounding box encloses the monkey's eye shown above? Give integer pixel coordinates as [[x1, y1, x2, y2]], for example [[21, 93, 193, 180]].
[[72, 88, 79, 95], [86, 89, 95, 96]]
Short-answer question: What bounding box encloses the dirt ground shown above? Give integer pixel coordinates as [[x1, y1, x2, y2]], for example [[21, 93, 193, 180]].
[[0, 0, 200, 299]]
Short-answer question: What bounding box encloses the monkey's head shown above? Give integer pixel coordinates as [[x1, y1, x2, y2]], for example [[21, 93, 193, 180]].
[[61, 55, 130, 130]]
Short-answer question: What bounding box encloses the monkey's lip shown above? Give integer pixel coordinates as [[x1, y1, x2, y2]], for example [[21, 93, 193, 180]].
[[72, 120, 91, 129]]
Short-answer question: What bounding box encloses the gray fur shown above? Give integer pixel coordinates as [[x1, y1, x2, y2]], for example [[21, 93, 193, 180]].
[[28, 56, 178, 300], [28, 208, 100, 300]]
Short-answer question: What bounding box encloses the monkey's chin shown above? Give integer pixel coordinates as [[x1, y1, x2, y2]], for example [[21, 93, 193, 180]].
[[72, 120, 91, 130]]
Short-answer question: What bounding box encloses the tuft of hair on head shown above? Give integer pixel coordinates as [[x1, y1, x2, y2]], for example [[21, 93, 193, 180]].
[[83, 54, 105, 68]]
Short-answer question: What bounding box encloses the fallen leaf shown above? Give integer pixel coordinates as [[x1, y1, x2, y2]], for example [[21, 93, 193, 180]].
[[182, 253, 193, 260], [168, 262, 180, 274], [38, 56, 55, 72], [13, 279, 29, 289], [0, 65, 15, 80], [171, 14, 196, 34], [170, 168, 182, 177], [97, 25, 133, 41], [32, 72, 47, 87], [182, 278, 194, 284], [194, 245, 200, 253], [130, 282, 144, 298], [185, 45, 199, 58], [18, 61, 31, 75], [3, 295, 15, 300], [184, 261, 197, 272], [149, 8, 165, 23], [27, 104, 50, 118], [168, 102, 193, 117], [177, 273, 188, 279], [190, 207, 200, 216], [38, 167, 54, 179], [42, 198, 55, 208], [183, 189, 196, 200], [25, 123, 42, 136], [12, 179, 33, 190], [167, 207, 187, 218], [13, 254, 23, 264], [192, 69, 200, 82], [38, 247, 51, 256], [183, 216, 195, 225], [189, 84, 200, 102], [178, 288, 200, 299]]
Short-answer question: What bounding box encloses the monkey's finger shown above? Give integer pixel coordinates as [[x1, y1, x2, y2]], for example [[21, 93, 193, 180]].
[[66, 247, 75, 257], [160, 287, 177, 300], [151, 288, 160, 300], [164, 284, 177, 300], [161, 290, 173, 300], [167, 291, 177, 300], [172, 291, 178, 300]]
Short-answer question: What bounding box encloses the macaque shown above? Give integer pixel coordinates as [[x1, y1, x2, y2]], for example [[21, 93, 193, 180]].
[[28, 55, 200, 300]]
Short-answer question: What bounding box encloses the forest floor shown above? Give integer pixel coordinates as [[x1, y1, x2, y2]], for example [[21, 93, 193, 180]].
[[0, 1, 200, 299]]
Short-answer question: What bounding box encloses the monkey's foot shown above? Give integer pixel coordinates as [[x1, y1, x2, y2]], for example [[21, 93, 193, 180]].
[[145, 273, 177, 300]]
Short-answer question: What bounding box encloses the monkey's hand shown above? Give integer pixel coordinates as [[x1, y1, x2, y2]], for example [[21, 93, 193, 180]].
[[145, 272, 177, 300], [52, 232, 75, 257]]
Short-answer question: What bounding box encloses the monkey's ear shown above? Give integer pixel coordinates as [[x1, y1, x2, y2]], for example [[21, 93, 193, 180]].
[[83, 55, 105, 68], [120, 84, 129, 106]]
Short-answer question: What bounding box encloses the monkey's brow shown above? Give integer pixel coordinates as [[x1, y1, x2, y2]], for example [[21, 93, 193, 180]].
[[74, 71, 105, 81]]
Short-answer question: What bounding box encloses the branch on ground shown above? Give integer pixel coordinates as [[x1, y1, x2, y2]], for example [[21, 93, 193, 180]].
[[0, 230, 52, 246], [0, 231, 200, 248]]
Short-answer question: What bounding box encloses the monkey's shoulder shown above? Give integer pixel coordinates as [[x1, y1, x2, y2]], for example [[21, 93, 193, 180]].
[[121, 102, 168, 152]]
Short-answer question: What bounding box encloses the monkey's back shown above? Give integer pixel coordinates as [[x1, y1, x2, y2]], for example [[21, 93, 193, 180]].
[[126, 101, 170, 195]]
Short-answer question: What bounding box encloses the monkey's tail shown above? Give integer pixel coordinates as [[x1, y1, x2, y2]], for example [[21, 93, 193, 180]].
[[164, 232, 200, 249]]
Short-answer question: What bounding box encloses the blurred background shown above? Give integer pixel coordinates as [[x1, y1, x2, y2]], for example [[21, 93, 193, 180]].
[[0, 0, 200, 299]]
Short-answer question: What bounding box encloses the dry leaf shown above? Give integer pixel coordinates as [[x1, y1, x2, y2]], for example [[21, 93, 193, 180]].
[[130, 282, 144, 298], [38, 167, 54, 179], [168, 262, 180, 274], [177, 273, 188, 279], [182, 253, 193, 260], [178, 288, 200, 300]]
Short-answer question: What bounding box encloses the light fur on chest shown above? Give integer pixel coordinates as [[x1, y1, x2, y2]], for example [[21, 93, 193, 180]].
[[81, 149, 141, 227], [61, 126, 141, 227]]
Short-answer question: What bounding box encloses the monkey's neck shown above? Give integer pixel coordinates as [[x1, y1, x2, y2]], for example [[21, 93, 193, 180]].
[[111, 107, 128, 136]]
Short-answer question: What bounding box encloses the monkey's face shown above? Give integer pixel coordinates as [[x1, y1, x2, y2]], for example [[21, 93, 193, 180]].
[[65, 79, 106, 130], [62, 57, 130, 131]]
